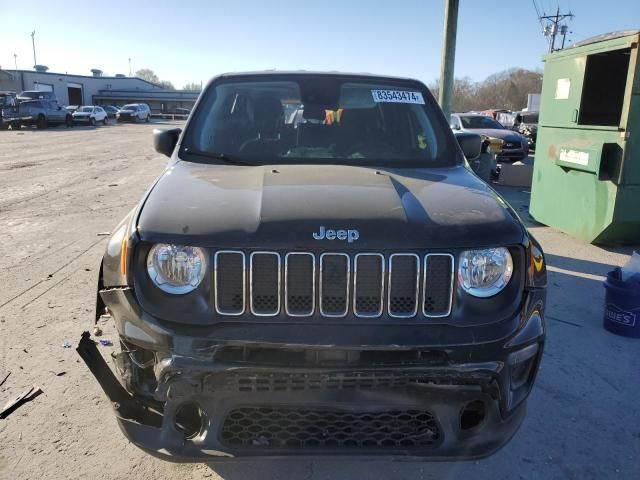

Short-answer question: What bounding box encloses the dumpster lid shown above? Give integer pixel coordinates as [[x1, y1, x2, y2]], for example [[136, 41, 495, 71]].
[[570, 30, 639, 48]]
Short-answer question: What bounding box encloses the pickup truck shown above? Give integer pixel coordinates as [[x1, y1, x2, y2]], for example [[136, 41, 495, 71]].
[[0, 92, 22, 130], [18, 99, 73, 128], [78, 71, 547, 463]]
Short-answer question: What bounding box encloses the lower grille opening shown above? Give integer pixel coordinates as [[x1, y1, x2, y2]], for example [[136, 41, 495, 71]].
[[221, 407, 441, 449], [460, 400, 486, 431], [223, 370, 485, 393]]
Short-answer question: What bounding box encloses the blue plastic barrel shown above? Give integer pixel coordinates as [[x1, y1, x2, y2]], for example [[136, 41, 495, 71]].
[[603, 268, 640, 338]]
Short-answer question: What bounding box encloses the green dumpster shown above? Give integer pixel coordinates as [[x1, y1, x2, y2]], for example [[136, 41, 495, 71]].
[[530, 30, 640, 245]]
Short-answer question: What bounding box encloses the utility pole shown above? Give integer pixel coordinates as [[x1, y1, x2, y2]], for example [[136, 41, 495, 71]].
[[438, 0, 459, 120], [31, 30, 37, 67], [14, 53, 18, 70], [540, 7, 573, 53], [128, 58, 132, 76]]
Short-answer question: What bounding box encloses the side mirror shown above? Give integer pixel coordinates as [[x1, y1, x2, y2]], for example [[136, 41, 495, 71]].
[[454, 132, 481, 160], [153, 128, 182, 157]]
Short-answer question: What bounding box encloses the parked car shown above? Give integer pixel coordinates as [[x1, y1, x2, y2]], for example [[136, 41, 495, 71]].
[[174, 107, 191, 116], [17, 90, 57, 102], [18, 99, 73, 128], [450, 113, 529, 161], [515, 111, 539, 151], [117, 103, 151, 123], [100, 105, 120, 120], [72, 106, 108, 126], [0, 91, 22, 130], [79, 71, 547, 463]]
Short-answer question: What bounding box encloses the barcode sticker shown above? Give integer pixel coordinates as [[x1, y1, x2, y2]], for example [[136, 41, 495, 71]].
[[371, 90, 425, 104]]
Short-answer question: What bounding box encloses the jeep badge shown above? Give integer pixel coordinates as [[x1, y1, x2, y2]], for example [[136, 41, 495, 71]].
[[313, 226, 359, 243]]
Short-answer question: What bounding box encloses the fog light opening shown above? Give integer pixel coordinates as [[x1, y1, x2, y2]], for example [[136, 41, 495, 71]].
[[174, 402, 206, 439], [460, 400, 486, 431]]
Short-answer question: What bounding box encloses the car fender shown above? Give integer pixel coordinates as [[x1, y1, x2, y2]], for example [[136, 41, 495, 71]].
[[102, 209, 136, 287]]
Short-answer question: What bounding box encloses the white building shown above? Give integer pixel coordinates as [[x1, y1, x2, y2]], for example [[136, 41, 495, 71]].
[[0, 67, 199, 112]]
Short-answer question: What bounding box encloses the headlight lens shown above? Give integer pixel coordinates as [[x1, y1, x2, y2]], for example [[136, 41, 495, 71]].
[[458, 247, 513, 298], [146, 244, 206, 294]]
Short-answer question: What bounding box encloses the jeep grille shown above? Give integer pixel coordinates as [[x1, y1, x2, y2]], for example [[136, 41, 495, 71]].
[[212, 251, 454, 319]]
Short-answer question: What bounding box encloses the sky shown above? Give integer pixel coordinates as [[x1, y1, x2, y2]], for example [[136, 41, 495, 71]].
[[2, 0, 639, 89]]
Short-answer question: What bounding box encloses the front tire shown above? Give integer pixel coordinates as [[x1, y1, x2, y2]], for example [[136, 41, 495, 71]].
[[145, 114, 150, 123], [37, 115, 47, 129], [90, 117, 96, 127]]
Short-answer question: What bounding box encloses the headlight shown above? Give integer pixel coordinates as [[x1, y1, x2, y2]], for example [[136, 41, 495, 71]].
[[458, 247, 513, 298], [146, 244, 206, 294]]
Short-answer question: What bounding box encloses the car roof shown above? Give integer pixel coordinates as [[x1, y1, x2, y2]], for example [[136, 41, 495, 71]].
[[214, 70, 423, 84]]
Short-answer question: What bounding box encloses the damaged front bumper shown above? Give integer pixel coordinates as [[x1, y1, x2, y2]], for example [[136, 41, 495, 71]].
[[80, 286, 545, 462]]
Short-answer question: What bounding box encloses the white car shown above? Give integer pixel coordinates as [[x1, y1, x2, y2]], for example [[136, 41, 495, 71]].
[[72, 106, 108, 126], [117, 103, 151, 123]]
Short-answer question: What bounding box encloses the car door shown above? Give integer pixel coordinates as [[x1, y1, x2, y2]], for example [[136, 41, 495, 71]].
[[47, 101, 64, 122], [29, 101, 44, 118], [96, 107, 106, 122]]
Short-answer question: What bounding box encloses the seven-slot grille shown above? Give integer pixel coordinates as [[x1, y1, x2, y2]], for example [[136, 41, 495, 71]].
[[213, 251, 454, 319]]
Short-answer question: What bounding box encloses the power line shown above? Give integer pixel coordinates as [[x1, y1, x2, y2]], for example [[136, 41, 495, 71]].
[[531, 0, 544, 28]]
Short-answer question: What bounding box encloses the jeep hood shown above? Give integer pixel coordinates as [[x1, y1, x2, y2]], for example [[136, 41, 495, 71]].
[[137, 161, 524, 249]]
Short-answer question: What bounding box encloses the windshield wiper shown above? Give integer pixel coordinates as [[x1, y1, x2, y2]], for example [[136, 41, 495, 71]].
[[182, 147, 256, 166]]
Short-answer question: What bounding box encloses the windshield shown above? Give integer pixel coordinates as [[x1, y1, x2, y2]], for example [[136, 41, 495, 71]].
[[78, 107, 93, 112], [183, 75, 458, 167], [460, 115, 504, 130], [122, 104, 137, 110]]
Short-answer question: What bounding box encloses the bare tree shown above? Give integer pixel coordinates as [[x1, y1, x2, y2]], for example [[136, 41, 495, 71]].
[[430, 68, 543, 113], [135, 68, 160, 83], [135, 68, 177, 90], [158, 80, 176, 90], [182, 82, 202, 91]]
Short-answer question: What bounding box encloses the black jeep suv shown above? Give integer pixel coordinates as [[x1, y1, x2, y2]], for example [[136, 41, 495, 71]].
[[79, 72, 546, 462]]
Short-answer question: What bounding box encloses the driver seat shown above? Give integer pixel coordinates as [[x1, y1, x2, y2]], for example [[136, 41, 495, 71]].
[[238, 94, 285, 157], [337, 107, 384, 154]]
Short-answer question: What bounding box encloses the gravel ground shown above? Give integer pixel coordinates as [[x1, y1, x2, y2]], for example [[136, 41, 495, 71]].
[[0, 123, 638, 479]]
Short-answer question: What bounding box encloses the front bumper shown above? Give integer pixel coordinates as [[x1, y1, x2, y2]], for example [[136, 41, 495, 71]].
[[497, 147, 528, 161], [81, 286, 544, 462]]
